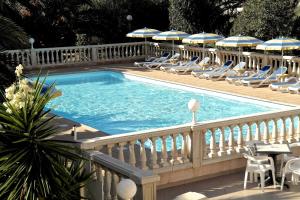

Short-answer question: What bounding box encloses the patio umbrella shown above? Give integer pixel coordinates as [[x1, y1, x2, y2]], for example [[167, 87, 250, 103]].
[[126, 27, 161, 55], [216, 35, 263, 63], [152, 30, 190, 55], [256, 37, 300, 66], [182, 32, 224, 57]]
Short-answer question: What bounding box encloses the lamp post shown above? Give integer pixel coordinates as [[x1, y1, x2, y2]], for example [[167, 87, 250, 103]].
[[29, 37, 35, 49], [126, 15, 133, 31], [188, 99, 200, 125], [236, 7, 244, 35], [116, 179, 137, 200]]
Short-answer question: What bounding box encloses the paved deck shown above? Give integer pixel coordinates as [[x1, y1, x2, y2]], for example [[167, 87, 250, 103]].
[[157, 172, 300, 200]]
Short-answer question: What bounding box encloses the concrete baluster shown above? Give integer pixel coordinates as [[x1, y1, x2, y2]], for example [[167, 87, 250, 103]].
[[288, 116, 295, 143], [172, 133, 180, 164], [236, 124, 244, 153], [263, 120, 269, 144], [161, 136, 169, 167], [111, 172, 119, 200], [107, 144, 113, 157], [181, 132, 190, 163], [104, 169, 112, 200], [271, 119, 278, 144], [227, 126, 235, 155], [296, 115, 300, 142], [118, 142, 126, 162], [141, 139, 149, 170], [246, 123, 252, 142], [129, 141, 136, 167], [280, 118, 287, 143], [218, 127, 226, 156], [208, 128, 216, 158], [254, 121, 261, 141], [150, 137, 159, 169]]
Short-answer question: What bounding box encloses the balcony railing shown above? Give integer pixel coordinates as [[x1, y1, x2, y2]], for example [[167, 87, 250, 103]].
[[1, 42, 300, 76], [78, 107, 300, 180]]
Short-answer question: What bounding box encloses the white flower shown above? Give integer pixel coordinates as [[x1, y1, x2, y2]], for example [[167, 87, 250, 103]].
[[15, 64, 24, 78], [18, 101, 25, 109], [6, 108, 12, 114]]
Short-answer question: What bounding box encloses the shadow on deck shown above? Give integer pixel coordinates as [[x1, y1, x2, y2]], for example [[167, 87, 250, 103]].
[[157, 172, 300, 200]]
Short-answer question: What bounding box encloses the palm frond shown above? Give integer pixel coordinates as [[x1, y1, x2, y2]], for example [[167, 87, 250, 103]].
[[0, 16, 28, 50]]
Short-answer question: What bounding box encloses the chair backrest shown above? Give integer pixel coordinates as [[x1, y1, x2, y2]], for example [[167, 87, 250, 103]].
[[245, 140, 265, 156], [261, 65, 271, 72], [170, 53, 180, 59], [190, 56, 199, 62], [285, 158, 300, 173], [233, 62, 246, 70], [199, 57, 210, 65], [270, 66, 288, 78], [161, 52, 170, 58], [223, 60, 233, 67]]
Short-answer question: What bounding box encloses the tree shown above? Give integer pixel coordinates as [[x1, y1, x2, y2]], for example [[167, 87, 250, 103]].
[[0, 0, 29, 92], [0, 66, 90, 199], [231, 0, 298, 40], [76, 0, 169, 44], [168, 0, 244, 35]]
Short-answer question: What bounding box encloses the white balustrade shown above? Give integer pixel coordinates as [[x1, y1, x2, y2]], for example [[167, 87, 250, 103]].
[[87, 152, 159, 200], [78, 107, 300, 169], [3, 42, 300, 75]]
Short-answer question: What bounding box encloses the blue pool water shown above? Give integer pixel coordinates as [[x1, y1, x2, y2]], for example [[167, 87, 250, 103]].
[[45, 71, 281, 135]]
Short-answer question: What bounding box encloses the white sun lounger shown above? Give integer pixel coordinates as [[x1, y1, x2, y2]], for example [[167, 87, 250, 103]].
[[191, 60, 233, 78], [269, 77, 298, 91], [161, 56, 199, 72], [202, 61, 237, 79], [208, 62, 246, 81], [226, 65, 271, 84], [134, 52, 170, 68], [145, 53, 181, 69], [169, 57, 210, 74], [241, 67, 287, 87], [288, 82, 300, 94]]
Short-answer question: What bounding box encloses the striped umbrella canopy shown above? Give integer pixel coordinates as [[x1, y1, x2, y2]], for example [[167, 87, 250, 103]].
[[152, 30, 190, 54], [126, 28, 161, 56], [182, 32, 224, 44], [256, 37, 300, 66], [216, 35, 263, 63], [182, 32, 224, 57], [126, 27, 161, 38], [216, 35, 263, 47]]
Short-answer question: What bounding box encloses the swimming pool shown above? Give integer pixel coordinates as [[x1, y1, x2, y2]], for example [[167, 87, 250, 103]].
[[45, 70, 288, 135]]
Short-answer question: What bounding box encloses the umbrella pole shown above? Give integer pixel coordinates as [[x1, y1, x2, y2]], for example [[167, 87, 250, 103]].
[[281, 50, 284, 67], [172, 40, 174, 55], [202, 44, 205, 59], [145, 38, 147, 59], [239, 47, 241, 64]]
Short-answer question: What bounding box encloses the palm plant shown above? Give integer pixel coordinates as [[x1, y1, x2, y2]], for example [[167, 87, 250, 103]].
[[0, 67, 90, 199]]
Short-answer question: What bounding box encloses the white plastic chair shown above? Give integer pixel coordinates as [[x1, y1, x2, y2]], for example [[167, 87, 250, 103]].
[[243, 153, 276, 192], [281, 158, 300, 190], [279, 154, 297, 176]]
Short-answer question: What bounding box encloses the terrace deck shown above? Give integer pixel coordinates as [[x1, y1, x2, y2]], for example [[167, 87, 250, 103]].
[[157, 172, 300, 200]]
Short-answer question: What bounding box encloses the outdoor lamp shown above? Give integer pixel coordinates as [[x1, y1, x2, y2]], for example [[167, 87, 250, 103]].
[[188, 99, 200, 125], [126, 15, 133, 22], [126, 15, 133, 31], [29, 38, 35, 49], [116, 179, 137, 200]]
